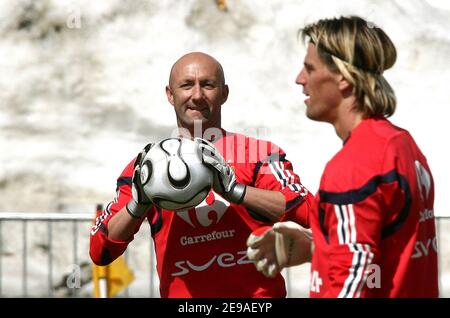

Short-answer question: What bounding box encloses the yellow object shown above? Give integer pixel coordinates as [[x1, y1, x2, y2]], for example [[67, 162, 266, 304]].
[[216, 0, 228, 11], [92, 256, 135, 298]]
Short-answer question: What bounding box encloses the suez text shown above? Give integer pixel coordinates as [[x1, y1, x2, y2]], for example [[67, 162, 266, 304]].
[[178, 301, 273, 315], [171, 250, 252, 276]]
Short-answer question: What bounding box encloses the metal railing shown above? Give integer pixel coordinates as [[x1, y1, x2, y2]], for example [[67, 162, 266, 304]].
[[0, 212, 156, 298], [0, 212, 448, 297], [0, 213, 92, 297]]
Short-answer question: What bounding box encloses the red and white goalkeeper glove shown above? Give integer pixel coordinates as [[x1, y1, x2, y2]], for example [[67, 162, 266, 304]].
[[246, 222, 313, 278]]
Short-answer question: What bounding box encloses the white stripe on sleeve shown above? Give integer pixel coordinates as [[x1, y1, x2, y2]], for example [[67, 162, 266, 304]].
[[334, 205, 375, 297], [334, 205, 345, 244]]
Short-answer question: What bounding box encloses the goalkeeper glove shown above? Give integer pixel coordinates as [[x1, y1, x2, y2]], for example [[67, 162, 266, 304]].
[[195, 137, 246, 204], [246, 221, 312, 278], [126, 143, 154, 218]]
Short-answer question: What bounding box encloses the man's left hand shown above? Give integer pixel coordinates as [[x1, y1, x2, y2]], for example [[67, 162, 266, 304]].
[[247, 222, 313, 278], [195, 137, 246, 204]]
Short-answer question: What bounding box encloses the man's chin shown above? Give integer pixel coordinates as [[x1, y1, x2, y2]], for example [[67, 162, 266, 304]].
[[306, 111, 328, 124]]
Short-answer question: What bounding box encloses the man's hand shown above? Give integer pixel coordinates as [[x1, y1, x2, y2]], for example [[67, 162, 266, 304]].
[[126, 143, 154, 218], [246, 226, 279, 277], [246, 221, 313, 278], [195, 137, 246, 204]]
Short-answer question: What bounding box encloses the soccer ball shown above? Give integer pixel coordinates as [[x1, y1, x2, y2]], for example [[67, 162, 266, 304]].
[[139, 137, 213, 211]]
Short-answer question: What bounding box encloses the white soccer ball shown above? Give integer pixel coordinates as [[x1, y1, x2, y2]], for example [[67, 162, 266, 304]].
[[140, 137, 213, 211]]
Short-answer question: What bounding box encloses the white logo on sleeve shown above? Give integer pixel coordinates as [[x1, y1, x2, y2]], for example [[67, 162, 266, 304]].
[[412, 237, 438, 259], [415, 161, 431, 203]]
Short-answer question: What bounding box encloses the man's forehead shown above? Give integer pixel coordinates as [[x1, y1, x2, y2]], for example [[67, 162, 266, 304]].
[[173, 56, 219, 73], [305, 43, 318, 60], [170, 55, 223, 84], [172, 63, 220, 79], [168, 52, 225, 85]]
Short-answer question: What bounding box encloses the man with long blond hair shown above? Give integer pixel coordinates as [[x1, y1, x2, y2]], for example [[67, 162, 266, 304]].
[[247, 16, 438, 298]]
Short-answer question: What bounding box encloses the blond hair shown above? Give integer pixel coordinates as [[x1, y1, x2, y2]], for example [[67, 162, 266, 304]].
[[301, 16, 397, 118]]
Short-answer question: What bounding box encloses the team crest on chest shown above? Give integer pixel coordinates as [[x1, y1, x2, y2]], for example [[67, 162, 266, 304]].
[[176, 191, 230, 228]]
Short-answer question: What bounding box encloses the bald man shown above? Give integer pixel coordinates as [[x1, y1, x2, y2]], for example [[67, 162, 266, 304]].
[[166, 52, 227, 133], [90, 52, 313, 297]]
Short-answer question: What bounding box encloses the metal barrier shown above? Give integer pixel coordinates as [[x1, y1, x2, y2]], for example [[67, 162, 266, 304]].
[[0, 212, 156, 298], [0, 212, 93, 297], [0, 212, 448, 297]]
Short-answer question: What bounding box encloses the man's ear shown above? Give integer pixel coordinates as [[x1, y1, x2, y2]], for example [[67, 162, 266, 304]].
[[165, 85, 175, 106], [338, 75, 353, 95], [221, 84, 229, 104]]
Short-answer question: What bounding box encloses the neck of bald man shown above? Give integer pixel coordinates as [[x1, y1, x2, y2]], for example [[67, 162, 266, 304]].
[[177, 119, 223, 140]]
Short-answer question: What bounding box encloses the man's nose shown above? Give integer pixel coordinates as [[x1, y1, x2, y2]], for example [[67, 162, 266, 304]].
[[191, 83, 203, 101], [295, 68, 306, 86]]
